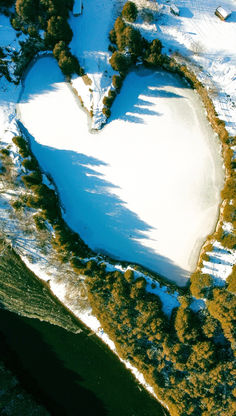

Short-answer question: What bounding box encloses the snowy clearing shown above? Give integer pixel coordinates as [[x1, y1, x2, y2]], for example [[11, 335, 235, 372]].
[[17, 57, 224, 286]]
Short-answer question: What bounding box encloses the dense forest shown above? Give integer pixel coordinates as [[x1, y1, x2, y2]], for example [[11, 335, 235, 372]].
[[0, 1, 235, 415]]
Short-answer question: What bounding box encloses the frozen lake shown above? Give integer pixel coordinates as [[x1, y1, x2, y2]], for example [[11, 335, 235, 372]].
[[17, 57, 224, 286]]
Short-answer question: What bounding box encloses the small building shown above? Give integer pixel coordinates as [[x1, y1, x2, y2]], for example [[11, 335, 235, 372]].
[[170, 5, 180, 16], [73, 0, 83, 16], [215, 6, 231, 20]]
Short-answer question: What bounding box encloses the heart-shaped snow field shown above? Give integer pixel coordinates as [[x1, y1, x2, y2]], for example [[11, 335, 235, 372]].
[[18, 57, 224, 286]]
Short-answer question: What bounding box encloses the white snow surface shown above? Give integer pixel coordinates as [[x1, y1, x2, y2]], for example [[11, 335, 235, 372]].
[[17, 56, 224, 286]]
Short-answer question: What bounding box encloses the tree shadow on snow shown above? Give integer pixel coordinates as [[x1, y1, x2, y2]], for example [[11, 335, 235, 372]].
[[18, 56, 64, 104], [227, 11, 236, 23], [179, 7, 194, 18], [109, 68, 186, 125]]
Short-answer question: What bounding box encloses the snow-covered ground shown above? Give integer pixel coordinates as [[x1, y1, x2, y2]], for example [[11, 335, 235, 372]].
[[17, 56, 224, 286], [133, 0, 236, 135]]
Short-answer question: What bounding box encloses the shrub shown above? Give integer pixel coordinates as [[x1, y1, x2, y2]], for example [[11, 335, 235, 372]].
[[22, 171, 42, 187], [114, 16, 126, 34], [25, 194, 39, 208], [227, 265, 236, 294], [144, 38, 163, 66], [224, 147, 235, 171], [22, 156, 39, 171], [33, 184, 60, 220], [123, 26, 144, 57], [70, 256, 83, 270], [220, 232, 236, 250], [40, 0, 73, 18], [53, 41, 82, 76], [207, 287, 236, 349], [124, 269, 134, 283], [108, 44, 117, 53], [15, 0, 38, 22], [122, 1, 138, 22], [58, 51, 80, 76], [221, 177, 236, 200], [10, 199, 23, 211], [112, 74, 123, 90], [33, 213, 47, 231], [112, 17, 127, 51], [109, 28, 116, 44], [12, 136, 30, 158], [110, 51, 129, 72], [102, 107, 111, 118], [222, 204, 236, 225], [190, 272, 213, 299], [47, 15, 73, 45], [53, 40, 67, 59], [0, 0, 15, 6], [27, 25, 38, 38], [108, 89, 117, 100], [0, 148, 10, 157], [102, 96, 113, 108], [174, 306, 199, 343], [10, 16, 22, 31]]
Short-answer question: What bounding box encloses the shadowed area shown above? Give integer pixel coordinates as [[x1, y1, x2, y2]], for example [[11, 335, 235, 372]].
[[109, 68, 185, 125], [0, 307, 167, 416]]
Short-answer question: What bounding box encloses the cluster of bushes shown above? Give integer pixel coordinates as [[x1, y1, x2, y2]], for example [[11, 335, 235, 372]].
[[171, 60, 236, 345], [109, 6, 163, 70], [11, 0, 83, 78], [53, 40, 83, 77], [0, 147, 13, 181], [12, 135, 90, 259], [104, 3, 163, 118], [109, 15, 145, 71], [102, 88, 118, 118], [84, 264, 235, 416], [207, 287, 236, 354], [190, 272, 213, 299], [0, 0, 14, 8], [121, 1, 138, 22]]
